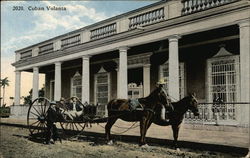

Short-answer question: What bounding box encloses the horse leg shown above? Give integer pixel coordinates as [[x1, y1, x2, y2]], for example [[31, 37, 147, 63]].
[[105, 117, 117, 145], [171, 124, 180, 150], [139, 113, 151, 146]]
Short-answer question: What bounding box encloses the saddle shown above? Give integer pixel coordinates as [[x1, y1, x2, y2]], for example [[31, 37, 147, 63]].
[[128, 99, 143, 111]]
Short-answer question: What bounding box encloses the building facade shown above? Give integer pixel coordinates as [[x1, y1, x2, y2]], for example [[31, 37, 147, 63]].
[[12, 0, 250, 126]]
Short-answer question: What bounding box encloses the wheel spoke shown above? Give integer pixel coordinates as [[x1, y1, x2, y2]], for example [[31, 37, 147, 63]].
[[40, 101, 44, 115], [32, 105, 41, 116], [31, 122, 41, 134], [74, 123, 79, 131], [30, 111, 40, 117], [43, 100, 48, 115], [66, 123, 69, 129], [30, 120, 40, 126]]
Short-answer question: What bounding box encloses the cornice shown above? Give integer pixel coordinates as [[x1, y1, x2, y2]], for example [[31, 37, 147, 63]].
[[12, 1, 250, 68]]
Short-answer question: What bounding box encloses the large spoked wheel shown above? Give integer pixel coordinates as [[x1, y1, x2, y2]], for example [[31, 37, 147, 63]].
[[60, 97, 87, 134], [27, 97, 51, 136]]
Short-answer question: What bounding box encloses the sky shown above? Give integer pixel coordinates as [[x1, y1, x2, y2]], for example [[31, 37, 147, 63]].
[[1, 0, 156, 105]]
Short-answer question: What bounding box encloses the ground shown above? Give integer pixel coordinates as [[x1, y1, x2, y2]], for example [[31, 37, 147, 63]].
[[0, 125, 243, 158]]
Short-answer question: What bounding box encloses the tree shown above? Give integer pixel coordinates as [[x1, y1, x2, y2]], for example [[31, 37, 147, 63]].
[[0, 77, 10, 107], [23, 85, 45, 105]]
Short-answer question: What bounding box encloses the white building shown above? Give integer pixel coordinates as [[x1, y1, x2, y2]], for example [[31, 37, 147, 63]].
[[12, 0, 250, 126]]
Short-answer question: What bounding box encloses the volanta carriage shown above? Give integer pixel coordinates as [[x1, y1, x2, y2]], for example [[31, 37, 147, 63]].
[[27, 96, 108, 136]]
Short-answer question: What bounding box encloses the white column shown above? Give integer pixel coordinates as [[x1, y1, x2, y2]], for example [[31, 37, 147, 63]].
[[118, 46, 129, 99], [32, 67, 39, 101], [82, 56, 90, 103], [238, 20, 250, 125], [239, 20, 250, 102], [14, 70, 21, 105], [168, 35, 181, 100], [54, 62, 61, 101], [238, 19, 250, 157], [143, 64, 151, 97]]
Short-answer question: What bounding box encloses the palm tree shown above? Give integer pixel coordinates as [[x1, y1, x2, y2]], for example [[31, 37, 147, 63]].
[[0, 77, 10, 107]]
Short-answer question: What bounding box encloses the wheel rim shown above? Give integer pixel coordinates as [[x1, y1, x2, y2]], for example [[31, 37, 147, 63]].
[[27, 97, 51, 135]]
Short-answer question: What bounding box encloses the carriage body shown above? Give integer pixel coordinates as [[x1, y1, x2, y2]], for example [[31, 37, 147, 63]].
[[27, 97, 107, 136]]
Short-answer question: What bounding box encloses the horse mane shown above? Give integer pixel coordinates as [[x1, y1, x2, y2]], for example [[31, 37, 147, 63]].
[[171, 96, 192, 115], [138, 87, 160, 104]]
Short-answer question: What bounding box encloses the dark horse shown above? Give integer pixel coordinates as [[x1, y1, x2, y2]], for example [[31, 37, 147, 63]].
[[153, 94, 199, 149], [105, 85, 199, 148]]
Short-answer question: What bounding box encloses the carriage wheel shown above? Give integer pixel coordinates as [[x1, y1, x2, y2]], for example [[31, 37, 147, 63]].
[[60, 121, 86, 134], [27, 97, 51, 136], [59, 96, 87, 135]]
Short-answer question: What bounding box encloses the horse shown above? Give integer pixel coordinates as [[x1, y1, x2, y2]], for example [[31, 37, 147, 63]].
[[105, 87, 199, 148], [105, 84, 172, 146], [153, 93, 199, 149]]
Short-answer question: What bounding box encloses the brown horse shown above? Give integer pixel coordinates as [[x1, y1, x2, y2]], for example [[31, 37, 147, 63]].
[[105, 87, 199, 148], [105, 85, 171, 146]]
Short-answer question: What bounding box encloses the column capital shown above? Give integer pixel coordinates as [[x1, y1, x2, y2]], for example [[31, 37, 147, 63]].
[[54, 61, 62, 65], [143, 64, 151, 68], [33, 66, 39, 71], [237, 18, 250, 28], [82, 55, 91, 60], [118, 46, 129, 52], [168, 34, 181, 42]]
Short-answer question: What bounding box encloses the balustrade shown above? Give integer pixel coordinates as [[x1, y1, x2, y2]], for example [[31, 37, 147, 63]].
[[39, 43, 53, 54], [61, 34, 81, 48], [20, 50, 32, 59], [129, 7, 164, 29], [184, 102, 239, 125], [182, 0, 239, 15], [90, 23, 116, 40]]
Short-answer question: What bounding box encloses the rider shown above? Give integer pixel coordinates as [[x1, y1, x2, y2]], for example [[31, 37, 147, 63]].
[[156, 78, 173, 121]]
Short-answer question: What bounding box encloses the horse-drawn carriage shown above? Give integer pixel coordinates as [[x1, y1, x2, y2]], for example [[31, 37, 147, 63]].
[[27, 85, 199, 148], [27, 97, 107, 136]]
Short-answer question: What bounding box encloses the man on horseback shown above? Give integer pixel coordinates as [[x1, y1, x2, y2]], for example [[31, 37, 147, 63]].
[[156, 78, 174, 122]]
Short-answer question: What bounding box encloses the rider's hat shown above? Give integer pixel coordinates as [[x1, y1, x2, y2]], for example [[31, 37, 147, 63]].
[[157, 78, 167, 85]]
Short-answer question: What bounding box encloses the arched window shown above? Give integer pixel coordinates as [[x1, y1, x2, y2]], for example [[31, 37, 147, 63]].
[[71, 71, 82, 99], [207, 46, 240, 123]]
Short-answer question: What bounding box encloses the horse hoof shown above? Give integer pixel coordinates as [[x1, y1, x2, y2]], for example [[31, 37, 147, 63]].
[[107, 140, 113, 145]]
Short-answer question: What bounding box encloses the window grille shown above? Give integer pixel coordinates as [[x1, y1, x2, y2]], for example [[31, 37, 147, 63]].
[[207, 55, 240, 122], [71, 71, 82, 99], [94, 67, 110, 117]]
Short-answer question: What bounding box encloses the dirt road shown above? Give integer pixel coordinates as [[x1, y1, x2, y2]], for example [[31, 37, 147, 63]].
[[0, 125, 242, 158]]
